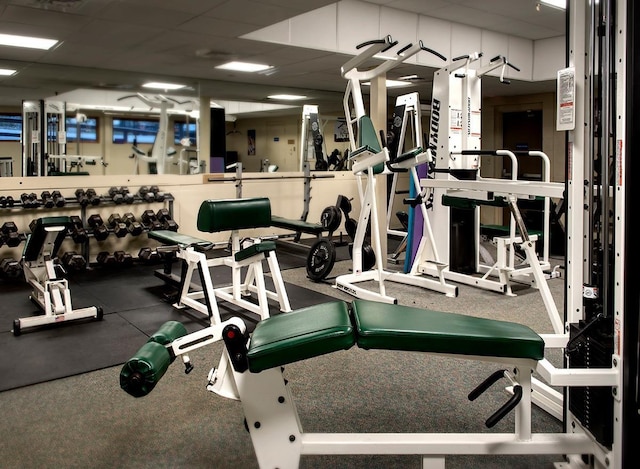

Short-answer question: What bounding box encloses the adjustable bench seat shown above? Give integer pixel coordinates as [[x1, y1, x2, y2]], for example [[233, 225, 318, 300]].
[[246, 299, 544, 373], [148, 230, 213, 249], [270, 215, 325, 235], [23, 216, 71, 263]]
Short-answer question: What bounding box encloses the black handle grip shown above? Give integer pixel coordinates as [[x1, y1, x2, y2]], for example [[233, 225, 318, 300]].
[[356, 37, 388, 50], [468, 369, 505, 401], [397, 43, 412, 55], [485, 385, 523, 428], [418, 41, 447, 61]]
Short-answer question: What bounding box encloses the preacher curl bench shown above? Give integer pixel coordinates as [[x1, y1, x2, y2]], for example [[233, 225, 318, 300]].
[[148, 197, 291, 324], [13, 216, 103, 336], [121, 300, 593, 468]]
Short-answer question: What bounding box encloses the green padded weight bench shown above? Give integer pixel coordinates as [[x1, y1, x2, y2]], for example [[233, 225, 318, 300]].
[[120, 300, 577, 468], [13, 216, 102, 336], [147, 197, 291, 325]]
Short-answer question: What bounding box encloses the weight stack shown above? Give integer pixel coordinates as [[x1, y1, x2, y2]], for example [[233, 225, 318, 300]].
[[568, 321, 614, 448]]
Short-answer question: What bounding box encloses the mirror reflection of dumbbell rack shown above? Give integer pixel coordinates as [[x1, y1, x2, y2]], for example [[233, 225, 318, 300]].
[[0, 186, 176, 277]]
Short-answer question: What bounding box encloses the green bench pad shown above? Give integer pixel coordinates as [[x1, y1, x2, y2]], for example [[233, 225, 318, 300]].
[[352, 300, 544, 361], [148, 229, 211, 248], [198, 197, 272, 233], [247, 301, 356, 373], [271, 215, 325, 234], [394, 146, 424, 163], [235, 240, 276, 262], [246, 300, 544, 373]]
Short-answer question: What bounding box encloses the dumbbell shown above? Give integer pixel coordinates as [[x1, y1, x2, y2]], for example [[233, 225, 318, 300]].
[[122, 212, 144, 236], [68, 215, 88, 244], [156, 208, 178, 231], [141, 209, 162, 230], [40, 191, 55, 209], [96, 251, 116, 266], [0, 195, 15, 208], [86, 188, 101, 206], [107, 213, 129, 238], [114, 250, 133, 266], [138, 186, 156, 203], [149, 185, 166, 202], [51, 190, 66, 207], [88, 214, 110, 241], [0, 257, 22, 279], [61, 251, 87, 271], [20, 192, 40, 209], [1, 221, 21, 247], [138, 247, 160, 263], [75, 188, 89, 207], [108, 186, 125, 204], [120, 186, 135, 204]]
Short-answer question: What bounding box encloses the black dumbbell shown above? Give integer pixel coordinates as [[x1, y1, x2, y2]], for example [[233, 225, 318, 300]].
[[107, 213, 129, 238], [20, 192, 38, 209], [141, 209, 162, 230], [88, 214, 109, 241], [41, 191, 55, 209], [123, 212, 144, 236], [138, 186, 155, 203], [114, 250, 133, 266], [68, 216, 88, 244], [75, 188, 89, 207], [96, 251, 116, 266], [61, 251, 87, 271], [120, 186, 135, 204], [4, 195, 14, 208], [1, 221, 21, 247], [51, 190, 66, 207], [138, 247, 160, 263], [0, 257, 22, 279], [86, 188, 101, 206], [108, 186, 124, 204], [156, 208, 178, 231]]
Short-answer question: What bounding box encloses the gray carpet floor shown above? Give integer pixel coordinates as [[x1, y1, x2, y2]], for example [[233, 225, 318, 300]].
[[0, 251, 567, 468]]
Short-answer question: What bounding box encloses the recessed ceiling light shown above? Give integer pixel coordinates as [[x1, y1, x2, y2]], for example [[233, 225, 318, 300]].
[[215, 61, 272, 72], [267, 94, 307, 101], [0, 68, 17, 76], [0, 33, 58, 50], [363, 79, 412, 88], [142, 82, 185, 90]]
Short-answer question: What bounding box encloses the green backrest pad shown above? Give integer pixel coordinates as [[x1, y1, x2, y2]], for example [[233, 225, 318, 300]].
[[197, 197, 272, 233], [357, 116, 385, 175], [22, 216, 72, 262], [246, 300, 544, 373]]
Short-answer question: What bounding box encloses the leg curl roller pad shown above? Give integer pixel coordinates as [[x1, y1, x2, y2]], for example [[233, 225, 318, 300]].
[[120, 341, 172, 397], [148, 320, 188, 346]]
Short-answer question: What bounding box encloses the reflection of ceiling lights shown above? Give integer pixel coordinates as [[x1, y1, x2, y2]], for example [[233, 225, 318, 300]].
[[142, 82, 185, 90], [215, 61, 272, 72], [267, 94, 307, 101], [0, 33, 58, 50], [538, 0, 566, 9], [0, 68, 17, 76]]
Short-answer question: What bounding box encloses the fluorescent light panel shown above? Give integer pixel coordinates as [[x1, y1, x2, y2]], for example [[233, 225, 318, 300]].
[[142, 82, 185, 90], [539, 0, 566, 9], [0, 68, 17, 76], [215, 61, 272, 72], [0, 33, 58, 50], [267, 94, 307, 101], [363, 79, 412, 88]]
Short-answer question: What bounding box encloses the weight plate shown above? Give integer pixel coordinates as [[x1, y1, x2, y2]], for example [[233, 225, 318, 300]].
[[320, 206, 342, 232], [345, 218, 357, 240], [306, 238, 336, 282]]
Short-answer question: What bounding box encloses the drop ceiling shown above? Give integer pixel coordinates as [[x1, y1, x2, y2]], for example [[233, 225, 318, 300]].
[[0, 0, 566, 118]]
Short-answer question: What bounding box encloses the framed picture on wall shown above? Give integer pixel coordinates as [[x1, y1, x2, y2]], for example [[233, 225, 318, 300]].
[[334, 118, 349, 142], [248, 129, 256, 155]]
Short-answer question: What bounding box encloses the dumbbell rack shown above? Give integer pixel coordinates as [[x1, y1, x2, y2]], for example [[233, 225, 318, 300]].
[[0, 187, 175, 272]]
